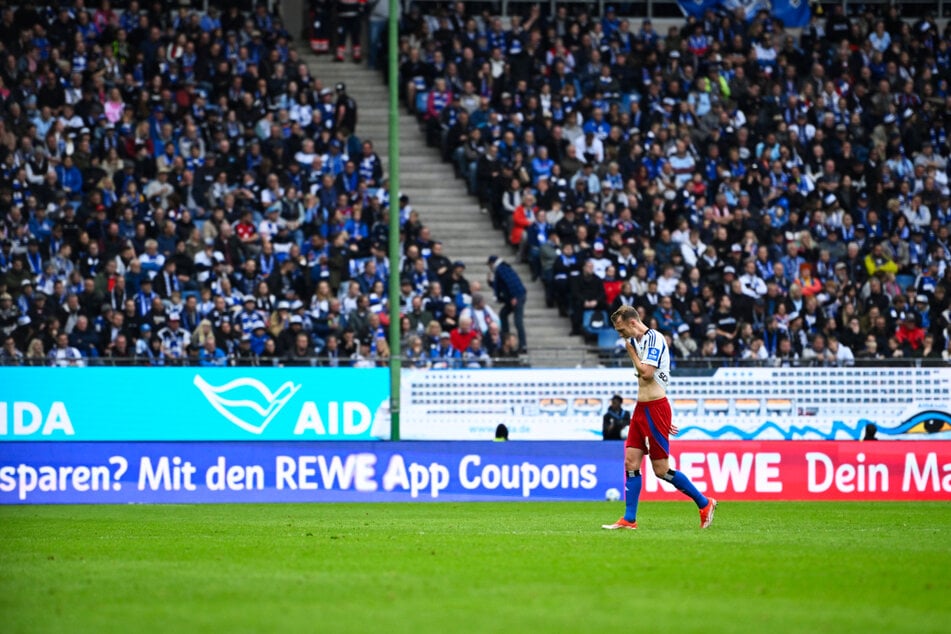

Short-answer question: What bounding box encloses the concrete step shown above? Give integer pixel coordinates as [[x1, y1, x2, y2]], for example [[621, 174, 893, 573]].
[[408, 198, 481, 205]]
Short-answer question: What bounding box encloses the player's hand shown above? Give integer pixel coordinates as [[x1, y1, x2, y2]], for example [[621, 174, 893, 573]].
[[624, 339, 639, 359], [670, 424, 680, 436]]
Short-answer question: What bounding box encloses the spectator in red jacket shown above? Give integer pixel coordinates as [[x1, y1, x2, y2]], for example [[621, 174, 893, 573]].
[[794, 263, 823, 297], [450, 315, 479, 353], [895, 315, 926, 354], [510, 192, 536, 250]]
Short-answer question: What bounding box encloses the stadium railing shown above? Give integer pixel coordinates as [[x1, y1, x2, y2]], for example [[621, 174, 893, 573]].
[[596, 354, 951, 370], [405, 0, 949, 21], [5, 354, 947, 368]]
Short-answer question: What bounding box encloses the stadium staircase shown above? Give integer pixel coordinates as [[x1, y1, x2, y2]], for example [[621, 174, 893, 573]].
[[301, 51, 599, 367]]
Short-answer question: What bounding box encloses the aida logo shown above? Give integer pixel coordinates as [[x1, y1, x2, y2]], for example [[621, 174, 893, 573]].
[[646, 348, 660, 362], [0, 402, 74, 436], [193, 375, 300, 435]]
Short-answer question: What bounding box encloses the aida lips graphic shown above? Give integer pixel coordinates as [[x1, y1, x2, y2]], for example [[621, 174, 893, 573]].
[[193, 375, 301, 434]]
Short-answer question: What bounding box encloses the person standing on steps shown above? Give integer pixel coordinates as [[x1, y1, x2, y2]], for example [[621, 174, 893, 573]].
[[367, 0, 397, 70], [487, 255, 527, 354], [335, 83, 358, 134], [308, 0, 333, 54], [334, 0, 366, 63]]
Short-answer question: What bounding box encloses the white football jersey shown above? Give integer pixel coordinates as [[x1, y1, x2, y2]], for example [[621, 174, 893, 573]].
[[631, 329, 670, 392]]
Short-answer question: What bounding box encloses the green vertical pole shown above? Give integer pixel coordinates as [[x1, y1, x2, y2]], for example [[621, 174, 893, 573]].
[[387, 0, 401, 441]]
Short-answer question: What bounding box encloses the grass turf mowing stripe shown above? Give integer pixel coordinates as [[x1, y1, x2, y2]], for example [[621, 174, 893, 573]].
[[0, 502, 948, 634]]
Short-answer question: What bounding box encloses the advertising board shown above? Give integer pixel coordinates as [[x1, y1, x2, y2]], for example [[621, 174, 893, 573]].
[[2, 441, 947, 504], [400, 367, 951, 441], [0, 368, 390, 441]]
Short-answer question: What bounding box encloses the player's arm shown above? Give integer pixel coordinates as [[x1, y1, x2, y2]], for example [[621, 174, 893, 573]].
[[623, 338, 656, 380], [638, 331, 664, 378]]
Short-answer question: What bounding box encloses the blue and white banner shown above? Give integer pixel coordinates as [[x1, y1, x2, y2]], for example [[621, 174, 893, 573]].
[[0, 368, 390, 441], [678, 0, 810, 28], [0, 442, 614, 504], [767, 0, 810, 29], [678, 0, 723, 19]]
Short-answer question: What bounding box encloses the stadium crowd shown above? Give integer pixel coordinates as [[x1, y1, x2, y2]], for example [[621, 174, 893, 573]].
[[392, 2, 951, 366], [1, 1, 950, 369], [0, 1, 530, 369]]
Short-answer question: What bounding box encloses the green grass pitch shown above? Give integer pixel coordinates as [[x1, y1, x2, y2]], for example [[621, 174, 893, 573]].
[[1, 502, 949, 633]]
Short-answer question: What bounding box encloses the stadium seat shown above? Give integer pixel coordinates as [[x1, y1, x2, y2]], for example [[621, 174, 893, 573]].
[[581, 310, 598, 330], [896, 274, 916, 291], [415, 92, 429, 116], [582, 310, 612, 341], [597, 330, 621, 350], [621, 92, 639, 113]]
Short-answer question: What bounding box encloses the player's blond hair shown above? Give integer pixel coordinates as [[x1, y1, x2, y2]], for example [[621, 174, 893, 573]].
[[610, 305, 641, 326]]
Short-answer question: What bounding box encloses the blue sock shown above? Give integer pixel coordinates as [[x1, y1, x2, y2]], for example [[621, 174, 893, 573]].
[[624, 470, 641, 522], [662, 470, 709, 509]]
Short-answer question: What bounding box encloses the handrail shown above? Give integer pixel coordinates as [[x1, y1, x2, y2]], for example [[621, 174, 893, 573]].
[[5, 353, 947, 368], [403, 0, 947, 21]]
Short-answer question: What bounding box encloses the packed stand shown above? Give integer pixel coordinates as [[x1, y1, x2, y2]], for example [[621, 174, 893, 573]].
[[391, 2, 951, 366], [0, 2, 510, 369]]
